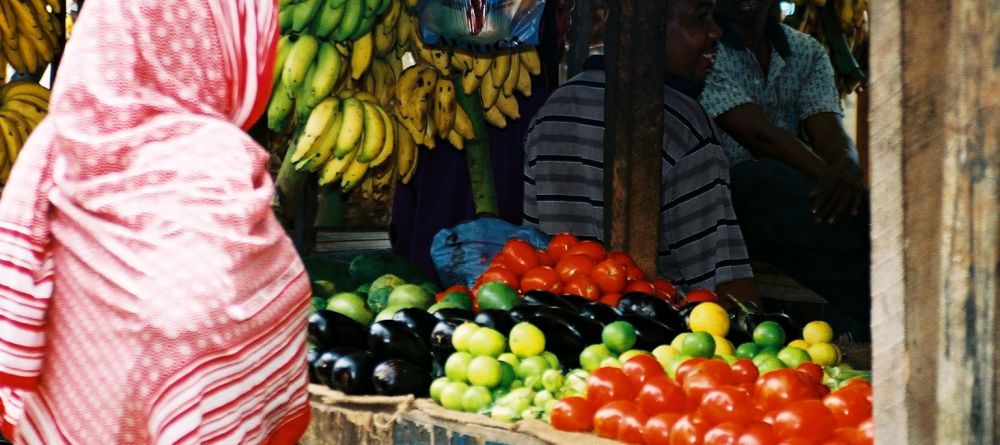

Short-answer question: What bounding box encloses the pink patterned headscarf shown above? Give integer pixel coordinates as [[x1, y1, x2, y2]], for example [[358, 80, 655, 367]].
[[0, 0, 311, 442]]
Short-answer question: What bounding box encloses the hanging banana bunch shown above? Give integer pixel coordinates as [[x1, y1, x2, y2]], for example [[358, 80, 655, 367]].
[[788, 0, 868, 96], [0, 0, 64, 76], [0, 81, 51, 184]]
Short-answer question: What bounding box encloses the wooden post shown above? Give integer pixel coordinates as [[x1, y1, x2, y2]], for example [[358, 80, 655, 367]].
[[602, 0, 665, 276], [870, 1, 1000, 444], [566, 0, 592, 79]]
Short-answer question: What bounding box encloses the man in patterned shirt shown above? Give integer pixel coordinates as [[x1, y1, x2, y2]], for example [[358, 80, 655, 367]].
[[523, 0, 760, 303], [700, 0, 870, 339]]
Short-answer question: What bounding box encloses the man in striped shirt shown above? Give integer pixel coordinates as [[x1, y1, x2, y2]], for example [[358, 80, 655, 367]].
[[523, 0, 758, 301]]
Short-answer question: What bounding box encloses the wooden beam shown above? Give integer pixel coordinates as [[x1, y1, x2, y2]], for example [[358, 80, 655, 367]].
[[870, 1, 1000, 443], [602, 0, 665, 276]]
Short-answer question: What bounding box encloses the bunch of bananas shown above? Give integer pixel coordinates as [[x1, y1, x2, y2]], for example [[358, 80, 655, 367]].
[[0, 0, 63, 75], [789, 0, 868, 95], [0, 81, 49, 183]]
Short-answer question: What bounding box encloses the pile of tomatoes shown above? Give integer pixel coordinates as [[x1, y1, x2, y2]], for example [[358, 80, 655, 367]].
[[473, 234, 679, 307], [550, 356, 873, 444]]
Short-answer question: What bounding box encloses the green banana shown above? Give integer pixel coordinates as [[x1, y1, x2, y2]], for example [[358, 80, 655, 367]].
[[333, 0, 364, 41], [278, 6, 295, 33], [328, 0, 349, 9], [282, 34, 320, 98], [310, 42, 344, 101], [311, 0, 346, 38], [267, 84, 295, 131], [297, 63, 321, 117], [292, 0, 323, 32], [273, 35, 293, 91], [376, 0, 392, 16], [350, 0, 379, 41]]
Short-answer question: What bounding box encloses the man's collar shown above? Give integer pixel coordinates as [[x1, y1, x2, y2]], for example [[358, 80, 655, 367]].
[[718, 14, 792, 58]]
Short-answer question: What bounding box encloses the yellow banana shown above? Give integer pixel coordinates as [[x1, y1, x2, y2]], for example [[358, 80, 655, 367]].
[[2, 81, 51, 105], [483, 104, 507, 128], [340, 152, 370, 190], [432, 77, 457, 136], [2, 100, 45, 128], [334, 96, 366, 158], [495, 92, 521, 121], [401, 146, 418, 184], [447, 129, 464, 150], [290, 96, 338, 163], [342, 89, 379, 104], [515, 63, 533, 97], [45, 0, 61, 13], [350, 31, 374, 80], [273, 35, 294, 90], [369, 105, 395, 167], [491, 51, 512, 88], [394, 119, 416, 178], [430, 49, 451, 76], [296, 107, 343, 173], [282, 34, 320, 96], [395, 9, 412, 48], [7, 0, 43, 41], [461, 69, 482, 95], [519, 47, 542, 76], [374, 21, 395, 56], [453, 106, 474, 140], [451, 51, 474, 73], [318, 143, 358, 186], [356, 101, 386, 163], [0, 114, 24, 168], [396, 66, 438, 146], [503, 51, 520, 97], [472, 54, 492, 77], [412, 29, 437, 67], [16, 34, 40, 74], [480, 71, 500, 109]]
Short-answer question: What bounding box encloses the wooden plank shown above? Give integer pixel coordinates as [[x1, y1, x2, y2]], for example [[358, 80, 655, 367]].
[[602, 0, 665, 276], [871, 0, 1000, 443]]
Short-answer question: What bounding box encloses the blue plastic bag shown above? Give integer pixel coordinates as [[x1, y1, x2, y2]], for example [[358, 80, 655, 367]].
[[431, 218, 551, 288], [416, 0, 545, 52]]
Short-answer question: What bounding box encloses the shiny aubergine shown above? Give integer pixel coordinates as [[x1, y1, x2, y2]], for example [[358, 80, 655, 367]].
[[432, 307, 477, 322], [393, 308, 439, 344], [727, 297, 800, 343], [560, 294, 595, 309], [307, 348, 320, 384], [508, 304, 537, 323], [522, 290, 578, 311], [308, 310, 369, 349], [474, 309, 517, 335], [578, 302, 623, 326], [429, 319, 461, 353], [313, 347, 363, 387], [369, 320, 432, 371], [620, 315, 679, 351], [525, 314, 586, 369], [331, 351, 378, 394], [372, 359, 433, 397], [617, 292, 687, 332]]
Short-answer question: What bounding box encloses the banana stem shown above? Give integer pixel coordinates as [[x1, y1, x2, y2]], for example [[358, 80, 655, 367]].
[[454, 73, 499, 217], [274, 150, 308, 228]]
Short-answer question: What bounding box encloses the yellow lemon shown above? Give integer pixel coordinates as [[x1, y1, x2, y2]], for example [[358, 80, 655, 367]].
[[788, 339, 812, 350], [712, 335, 735, 356], [688, 302, 731, 337], [807, 342, 842, 366], [802, 321, 834, 344]]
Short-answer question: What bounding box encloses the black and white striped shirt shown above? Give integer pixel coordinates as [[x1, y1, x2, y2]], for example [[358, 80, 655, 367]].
[[522, 56, 753, 291]]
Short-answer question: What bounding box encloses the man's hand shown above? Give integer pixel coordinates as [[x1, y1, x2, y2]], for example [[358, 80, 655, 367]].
[[810, 157, 864, 224]]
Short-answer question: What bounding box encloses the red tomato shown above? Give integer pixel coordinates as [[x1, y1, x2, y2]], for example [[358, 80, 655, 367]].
[[704, 422, 747, 445], [772, 399, 836, 442], [857, 419, 874, 443], [730, 359, 759, 385], [753, 369, 820, 413], [625, 279, 657, 295], [701, 387, 757, 425], [837, 379, 873, 403], [536, 249, 555, 267], [618, 410, 650, 444], [652, 278, 679, 303], [820, 439, 852, 445], [638, 376, 688, 416], [795, 362, 823, 384], [546, 232, 579, 262], [625, 265, 647, 282], [489, 253, 512, 270], [592, 259, 627, 294], [600, 293, 623, 307], [669, 413, 711, 445], [737, 422, 779, 445], [831, 427, 868, 445], [684, 288, 719, 304], [478, 266, 520, 290], [645, 412, 683, 445], [435, 284, 472, 302], [555, 254, 597, 282], [622, 354, 666, 389], [776, 438, 812, 445], [564, 274, 601, 301], [608, 251, 638, 267], [519, 266, 562, 294], [587, 367, 636, 408], [822, 388, 872, 428], [566, 240, 607, 260], [501, 239, 540, 276], [550, 396, 595, 432], [675, 358, 709, 386], [593, 400, 642, 439], [682, 360, 735, 409]]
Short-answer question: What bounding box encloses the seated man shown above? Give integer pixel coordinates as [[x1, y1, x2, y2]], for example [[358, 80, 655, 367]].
[[700, 0, 870, 340], [523, 0, 758, 303]]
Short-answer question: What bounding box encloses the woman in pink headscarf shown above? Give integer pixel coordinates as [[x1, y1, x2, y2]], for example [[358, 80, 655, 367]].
[[0, 0, 311, 443]]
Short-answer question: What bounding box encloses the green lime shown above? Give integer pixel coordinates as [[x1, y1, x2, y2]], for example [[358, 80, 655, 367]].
[[440, 291, 473, 310], [387, 284, 434, 310], [541, 369, 564, 393], [718, 354, 738, 365], [777, 346, 812, 368], [469, 327, 508, 357], [426, 301, 463, 313], [542, 351, 561, 370], [468, 356, 503, 388], [509, 322, 546, 357], [516, 355, 550, 379], [430, 377, 451, 403], [490, 406, 519, 422], [670, 333, 690, 351], [524, 374, 543, 390], [751, 349, 779, 368], [756, 356, 786, 375], [476, 281, 520, 311], [440, 381, 469, 410], [452, 322, 481, 352], [370, 274, 406, 294], [326, 292, 373, 325], [499, 361, 517, 388], [681, 332, 717, 358], [602, 321, 637, 354], [580, 344, 614, 372], [666, 355, 693, 379], [492, 386, 511, 401], [462, 385, 493, 413], [445, 352, 474, 382], [498, 353, 521, 369], [312, 280, 337, 297], [753, 321, 786, 348], [533, 390, 555, 408], [652, 345, 681, 369], [735, 342, 762, 359]]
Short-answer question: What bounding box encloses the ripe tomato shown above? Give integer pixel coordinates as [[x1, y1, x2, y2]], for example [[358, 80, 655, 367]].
[[600, 293, 622, 307], [772, 399, 836, 442], [669, 413, 711, 445], [547, 232, 579, 262], [831, 427, 871, 445], [730, 359, 759, 385], [704, 422, 746, 445], [622, 354, 665, 389], [478, 266, 520, 290], [652, 278, 679, 303], [564, 274, 601, 301], [701, 387, 757, 425], [592, 259, 627, 294], [587, 367, 636, 408], [519, 266, 562, 294], [795, 362, 823, 384], [536, 249, 555, 267], [682, 360, 735, 409], [637, 376, 687, 416], [625, 279, 657, 295], [684, 288, 719, 304], [644, 412, 683, 445], [822, 388, 872, 428], [550, 396, 594, 432], [435, 284, 472, 302], [753, 369, 820, 413], [593, 400, 642, 439], [738, 422, 778, 445], [608, 251, 638, 267], [618, 409, 650, 444], [625, 265, 647, 282], [555, 254, 597, 282], [501, 238, 540, 276], [857, 419, 874, 444], [489, 253, 513, 270], [565, 239, 607, 260], [675, 357, 709, 386]]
